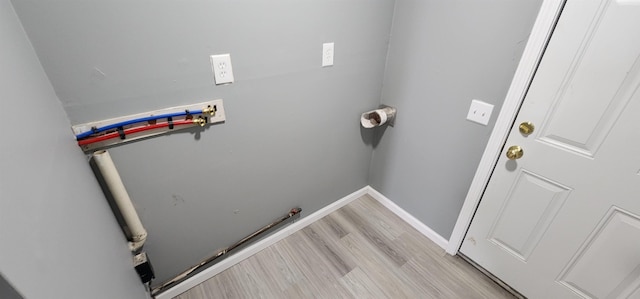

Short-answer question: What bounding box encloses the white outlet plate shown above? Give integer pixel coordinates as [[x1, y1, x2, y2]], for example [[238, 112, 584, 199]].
[[210, 54, 234, 85], [322, 42, 334, 67], [466, 99, 494, 126]]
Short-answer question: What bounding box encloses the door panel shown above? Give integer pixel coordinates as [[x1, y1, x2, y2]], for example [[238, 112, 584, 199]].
[[557, 207, 640, 299], [488, 170, 571, 262], [461, 0, 640, 298], [538, 0, 640, 158]]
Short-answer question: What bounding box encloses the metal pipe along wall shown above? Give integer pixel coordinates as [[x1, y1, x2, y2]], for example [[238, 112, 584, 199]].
[[92, 150, 147, 252]]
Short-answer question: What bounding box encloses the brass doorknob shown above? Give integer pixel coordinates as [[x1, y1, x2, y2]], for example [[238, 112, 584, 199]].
[[519, 122, 535, 135], [506, 145, 524, 160]]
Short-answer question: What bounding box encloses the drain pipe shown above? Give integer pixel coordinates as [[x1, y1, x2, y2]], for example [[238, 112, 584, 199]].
[[92, 150, 147, 252]]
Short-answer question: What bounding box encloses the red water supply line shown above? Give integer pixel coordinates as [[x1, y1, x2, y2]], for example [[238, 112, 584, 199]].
[[77, 119, 198, 146]]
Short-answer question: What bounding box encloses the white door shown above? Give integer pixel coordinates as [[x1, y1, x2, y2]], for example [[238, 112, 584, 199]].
[[461, 1, 640, 298]]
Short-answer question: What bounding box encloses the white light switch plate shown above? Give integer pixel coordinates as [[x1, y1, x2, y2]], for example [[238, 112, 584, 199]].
[[466, 99, 494, 125], [322, 42, 334, 67], [210, 54, 234, 85]]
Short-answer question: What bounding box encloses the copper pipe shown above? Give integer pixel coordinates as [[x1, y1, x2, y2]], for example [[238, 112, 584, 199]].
[[151, 207, 302, 297]]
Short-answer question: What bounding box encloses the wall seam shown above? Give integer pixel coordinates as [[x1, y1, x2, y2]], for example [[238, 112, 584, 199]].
[[366, 0, 400, 186]]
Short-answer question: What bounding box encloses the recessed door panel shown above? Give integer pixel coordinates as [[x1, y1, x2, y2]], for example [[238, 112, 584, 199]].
[[488, 170, 570, 261], [558, 207, 640, 299], [539, 1, 640, 158]]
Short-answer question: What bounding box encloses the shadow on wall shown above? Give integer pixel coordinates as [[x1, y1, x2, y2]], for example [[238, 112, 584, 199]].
[[360, 124, 388, 149], [1, 273, 24, 299]]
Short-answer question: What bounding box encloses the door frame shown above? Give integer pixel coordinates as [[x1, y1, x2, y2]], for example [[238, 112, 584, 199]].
[[446, 0, 567, 255]]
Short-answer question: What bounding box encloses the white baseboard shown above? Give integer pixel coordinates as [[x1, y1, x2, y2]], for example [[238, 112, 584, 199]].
[[365, 186, 449, 250], [154, 186, 369, 299], [156, 185, 449, 298]]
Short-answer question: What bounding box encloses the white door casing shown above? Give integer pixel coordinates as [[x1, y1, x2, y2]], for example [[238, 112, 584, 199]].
[[460, 0, 640, 298]]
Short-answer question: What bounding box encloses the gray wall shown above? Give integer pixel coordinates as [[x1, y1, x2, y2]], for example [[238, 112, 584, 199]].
[[11, 0, 395, 284], [369, 0, 542, 239], [0, 1, 147, 298]]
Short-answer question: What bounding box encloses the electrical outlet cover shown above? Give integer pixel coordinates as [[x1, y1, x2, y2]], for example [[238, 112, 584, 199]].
[[466, 99, 494, 126], [210, 54, 234, 85]]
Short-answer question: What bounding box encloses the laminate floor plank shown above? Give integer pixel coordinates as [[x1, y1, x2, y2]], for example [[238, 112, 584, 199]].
[[338, 229, 421, 299], [232, 258, 280, 298], [174, 195, 515, 299], [247, 246, 299, 293], [338, 267, 388, 298], [347, 198, 404, 240], [301, 225, 355, 276], [282, 282, 310, 298], [397, 258, 447, 298], [276, 233, 353, 298], [338, 206, 407, 267], [395, 231, 514, 298], [321, 213, 349, 239], [357, 195, 417, 233]]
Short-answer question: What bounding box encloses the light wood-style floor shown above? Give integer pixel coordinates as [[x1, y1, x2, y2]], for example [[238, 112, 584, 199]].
[[175, 195, 514, 299]]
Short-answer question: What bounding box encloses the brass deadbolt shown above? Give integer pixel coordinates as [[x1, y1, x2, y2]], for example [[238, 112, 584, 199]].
[[519, 122, 535, 136]]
